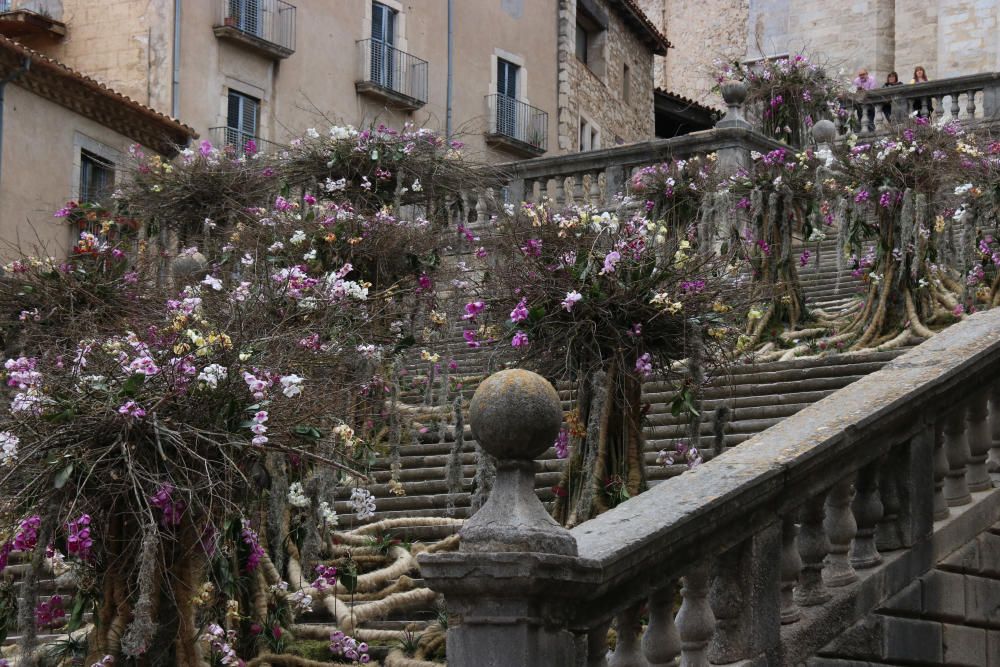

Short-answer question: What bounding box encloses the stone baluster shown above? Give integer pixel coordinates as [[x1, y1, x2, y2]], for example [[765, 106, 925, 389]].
[[950, 93, 961, 120], [507, 179, 525, 207], [597, 172, 608, 207], [966, 89, 977, 118], [990, 384, 1000, 472], [587, 621, 612, 667], [643, 584, 681, 667], [475, 190, 488, 224], [581, 174, 593, 207], [608, 603, 645, 667], [780, 516, 801, 624], [933, 421, 950, 519], [877, 460, 903, 551], [605, 165, 624, 203], [823, 476, 858, 587], [795, 492, 831, 606], [850, 459, 883, 568], [565, 175, 579, 206], [944, 406, 972, 506], [589, 172, 602, 207], [417, 370, 580, 667], [933, 94, 946, 121], [965, 394, 992, 491], [676, 563, 714, 667], [554, 177, 566, 206]]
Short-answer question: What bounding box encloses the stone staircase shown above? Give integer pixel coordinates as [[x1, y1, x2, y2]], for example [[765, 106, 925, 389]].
[[332, 235, 873, 531]]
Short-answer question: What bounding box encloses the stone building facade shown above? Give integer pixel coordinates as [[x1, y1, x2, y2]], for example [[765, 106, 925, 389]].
[[637, 0, 1000, 108], [0, 35, 194, 258], [3, 0, 667, 162], [557, 0, 666, 151]]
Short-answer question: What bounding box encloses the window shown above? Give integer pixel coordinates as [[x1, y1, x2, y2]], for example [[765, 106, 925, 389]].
[[496, 59, 520, 137], [79, 150, 115, 204], [579, 116, 600, 152], [623, 63, 631, 102], [226, 90, 260, 151], [575, 22, 588, 64], [371, 2, 397, 88], [574, 1, 607, 77]]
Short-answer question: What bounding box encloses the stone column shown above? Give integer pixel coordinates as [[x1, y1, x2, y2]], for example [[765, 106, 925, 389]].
[[795, 492, 831, 606], [823, 476, 858, 587], [676, 563, 714, 667], [933, 421, 950, 520], [643, 584, 681, 667], [779, 516, 801, 624], [944, 406, 972, 506], [989, 383, 1000, 472], [418, 369, 584, 667], [851, 459, 883, 569], [608, 604, 645, 667], [965, 394, 992, 491]]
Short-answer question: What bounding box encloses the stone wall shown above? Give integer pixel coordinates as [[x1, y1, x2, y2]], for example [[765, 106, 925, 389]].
[[817, 523, 1000, 666], [637, 0, 747, 108], [557, 0, 656, 151], [45, 0, 173, 113], [643, 0, 1000, 109]]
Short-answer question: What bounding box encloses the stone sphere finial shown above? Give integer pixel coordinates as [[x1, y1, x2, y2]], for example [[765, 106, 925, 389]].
[[812, 119, 837, 144], [171, 252, 208, 282], [470, 369, 562, 462]]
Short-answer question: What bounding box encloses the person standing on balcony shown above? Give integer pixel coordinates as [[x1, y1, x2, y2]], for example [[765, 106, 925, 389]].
[[881, 71, 902, 121], [911, 66, 931, 116], [853, 68, 876, 132]]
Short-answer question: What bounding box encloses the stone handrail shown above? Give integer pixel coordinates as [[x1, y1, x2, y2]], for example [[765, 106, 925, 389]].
[[841, 71, 1000, 136], [418, 308, 1000, 666], [497, 126, 783, 210]]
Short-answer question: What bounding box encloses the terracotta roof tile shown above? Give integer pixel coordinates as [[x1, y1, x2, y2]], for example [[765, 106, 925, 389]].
[[0, 34, 197, 155]]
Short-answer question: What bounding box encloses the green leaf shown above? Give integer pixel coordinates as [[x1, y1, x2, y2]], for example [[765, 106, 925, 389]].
[[340, 568, 358, 594], [528, 306, 546, 322], [54, 463, 74, 489], [120, 373, 144, 398], [65, 593, 87, 632], [293, 426, 323, 440]]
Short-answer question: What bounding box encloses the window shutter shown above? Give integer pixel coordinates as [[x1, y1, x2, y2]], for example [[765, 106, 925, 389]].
[[227, 92, 241, 129], [242, 98, 259, 137]]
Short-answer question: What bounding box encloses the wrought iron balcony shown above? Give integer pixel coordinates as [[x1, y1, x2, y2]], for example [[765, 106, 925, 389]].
[[486, 93, 548, 157], [214, 0, 296, 60], [355, 39, 428, 111], [209, 127, 284, 156], [0, 1, 67, 40]]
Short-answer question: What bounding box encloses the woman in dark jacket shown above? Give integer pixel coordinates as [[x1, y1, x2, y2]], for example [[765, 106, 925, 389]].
[[882, 71, 902, 121]]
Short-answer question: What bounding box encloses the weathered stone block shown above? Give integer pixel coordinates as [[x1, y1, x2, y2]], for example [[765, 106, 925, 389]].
[[964, 574, 1000, 627], [978, 533, 1000, 577], [943, 539, 982, 572], [883, 617, 942, 664], [942, 623, 987, 667], [884, 580, 921, 613], [987, 630, 1000, 666], [922, 570, 966, 621]]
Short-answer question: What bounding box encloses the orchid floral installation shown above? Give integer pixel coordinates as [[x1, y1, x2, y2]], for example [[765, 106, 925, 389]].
[[0, 123, 494, 665], [463, 197, 751, 525]]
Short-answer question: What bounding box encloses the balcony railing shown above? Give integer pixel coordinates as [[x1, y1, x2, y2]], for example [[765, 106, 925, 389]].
[[209, 127, 284, 156], [354, 39, 428, 111], [836, 72, 1000, 136], [214, 0, 296, 59], [486, 93, 548, 157], [0, 0, 67, 39]]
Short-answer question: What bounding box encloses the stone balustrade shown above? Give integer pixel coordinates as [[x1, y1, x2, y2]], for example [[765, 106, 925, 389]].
[[497, 125, 783, 211], [840, 71, 1000, 136], [418, 307, 1000, 666]]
